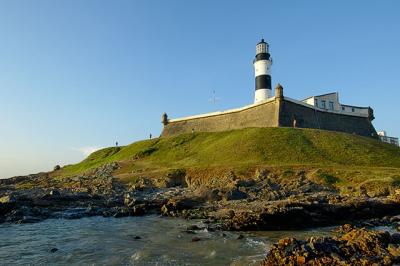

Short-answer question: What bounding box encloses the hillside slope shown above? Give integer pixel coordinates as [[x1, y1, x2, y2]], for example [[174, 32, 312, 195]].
[[56, 127, 400, 181]]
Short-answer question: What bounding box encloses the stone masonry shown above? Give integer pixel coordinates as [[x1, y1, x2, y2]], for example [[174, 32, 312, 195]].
[[161, 85, 377, 138]]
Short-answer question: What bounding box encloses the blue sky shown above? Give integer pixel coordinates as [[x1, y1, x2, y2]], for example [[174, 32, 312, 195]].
[[0, 1, 399, 178]]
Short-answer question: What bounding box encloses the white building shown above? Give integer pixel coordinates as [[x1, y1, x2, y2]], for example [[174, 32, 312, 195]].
[[302, 92, 371, 116], [378, 131, 399, 146]]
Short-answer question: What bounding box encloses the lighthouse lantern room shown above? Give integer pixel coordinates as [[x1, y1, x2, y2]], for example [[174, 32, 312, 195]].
[[253, 39, 272, 103]]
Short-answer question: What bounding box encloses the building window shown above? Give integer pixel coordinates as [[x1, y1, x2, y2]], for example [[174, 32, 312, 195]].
[[342, 106, 345, 111], [321, 100, 326, 109], [314, 99, 318, 107], [329, 101, 334, 110], [352, 107, 355, 112]]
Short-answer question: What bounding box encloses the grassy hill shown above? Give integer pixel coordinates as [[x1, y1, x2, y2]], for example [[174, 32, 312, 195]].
[[53, 128, 400, 190]]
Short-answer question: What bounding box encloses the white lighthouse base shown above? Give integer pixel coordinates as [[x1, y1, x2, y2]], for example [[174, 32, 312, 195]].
[[254, 89, 272, 103]]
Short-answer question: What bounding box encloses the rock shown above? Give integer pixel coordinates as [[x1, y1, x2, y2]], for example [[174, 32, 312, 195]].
[[224, 189, 248, 201], [186, 225, 202, 231], [390, 216, 400, 223], [113, 207, 130, 218], [53, 165, 61, 171], [237, 234, 244, 240], [262, 227, 398, 266], [50, 248, 58, 253], [0, 195, 16, 204], [132, 204, 146, 216], [49, 190, 61, 196], [191, 237, 201, 242], [156, 169, 187, 188], [392, 233, 400, 244], [336, 223, 355, 233], [161, 198, 200, 216], [255, 169, 269, 180], [195, 188, 222, 202], [236, 179, 256, 187], [18, 216, 42, 224], [133, 236, 141, 240], [388, 244, 400, 258]]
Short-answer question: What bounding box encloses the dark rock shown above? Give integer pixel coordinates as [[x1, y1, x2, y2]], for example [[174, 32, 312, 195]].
[[391, 216, 400, 223], [237, 234, 244, 240], [392, 233, 400, 244], [50, 248, 58, 253], [18, 216, 42, 224], [132, 204, 147, 216], [113, 207, 130, 218], [133, 236, 141, 240], [186, 225, 202, 231], [53, 165, 61, 171], [236, 179, 256, 187], [191, 237, 201, 242], [224, 189, 248, 201]]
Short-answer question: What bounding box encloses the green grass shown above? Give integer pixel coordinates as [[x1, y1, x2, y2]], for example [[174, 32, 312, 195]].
[[56, 127, 400, 181]]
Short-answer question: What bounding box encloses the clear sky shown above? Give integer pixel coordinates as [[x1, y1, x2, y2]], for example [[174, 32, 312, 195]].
[[0, 1, 399, 178]]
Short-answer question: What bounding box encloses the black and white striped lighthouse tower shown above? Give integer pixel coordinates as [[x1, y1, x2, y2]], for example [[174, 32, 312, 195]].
[[253, 39, 272, 103]]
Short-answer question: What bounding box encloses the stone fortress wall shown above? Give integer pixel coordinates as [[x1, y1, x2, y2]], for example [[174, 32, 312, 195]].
[[161, 99, 279, 137], [161, 85, 377, 138]]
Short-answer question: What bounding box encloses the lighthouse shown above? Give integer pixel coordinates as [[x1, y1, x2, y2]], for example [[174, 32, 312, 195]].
[[253, 39, 272, 103]]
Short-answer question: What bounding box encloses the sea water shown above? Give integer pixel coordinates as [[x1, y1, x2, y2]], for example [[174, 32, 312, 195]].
[[0, 215, 336, 265]]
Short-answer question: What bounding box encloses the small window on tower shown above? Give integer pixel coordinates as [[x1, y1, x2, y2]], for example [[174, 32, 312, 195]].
[[352, 107, 355, 112], [342, 106, 345, 111], [329, 101, 334, 110], [321, 100, 326, 109]]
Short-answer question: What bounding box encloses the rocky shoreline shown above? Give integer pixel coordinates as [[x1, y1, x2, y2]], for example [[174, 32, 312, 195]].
[[263, 224, 400, 265], [3, 163, 400, 264]]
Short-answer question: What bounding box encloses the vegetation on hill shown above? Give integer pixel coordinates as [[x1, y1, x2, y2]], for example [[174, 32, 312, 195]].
[[53, 127, 400, 191]]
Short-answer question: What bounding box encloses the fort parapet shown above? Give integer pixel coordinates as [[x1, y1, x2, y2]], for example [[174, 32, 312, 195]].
[[161, 85, 377, 138]]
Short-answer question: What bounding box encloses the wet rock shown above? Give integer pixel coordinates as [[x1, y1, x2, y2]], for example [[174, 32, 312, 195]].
[[237, 234, 244, 240], [113, 207, 130, 218], [18, 216, 42, 224], [50, 248, 58, 253], [132, 204, 147, 216], [191, 237, 201, 242]]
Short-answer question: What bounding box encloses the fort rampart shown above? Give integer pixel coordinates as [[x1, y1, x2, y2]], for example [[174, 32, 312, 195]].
[[161, 86, 377, 138]]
